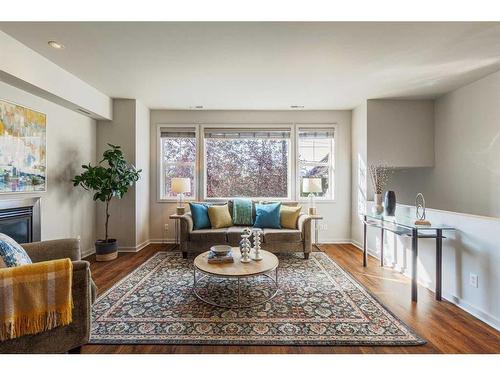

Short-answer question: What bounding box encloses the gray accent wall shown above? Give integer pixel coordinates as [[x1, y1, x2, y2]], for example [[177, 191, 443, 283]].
[[149, 110, 353, 244]]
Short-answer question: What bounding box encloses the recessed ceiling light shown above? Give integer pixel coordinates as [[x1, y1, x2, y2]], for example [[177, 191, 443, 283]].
[[189, 105, 204, 109], [290, 105, 304, 109], [48, 40, 65, 49]]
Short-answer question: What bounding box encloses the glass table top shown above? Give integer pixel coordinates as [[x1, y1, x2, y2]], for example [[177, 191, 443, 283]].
[[364, 212, 455, 231]]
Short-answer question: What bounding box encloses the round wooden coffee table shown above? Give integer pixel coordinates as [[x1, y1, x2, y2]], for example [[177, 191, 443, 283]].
[[193, 247, 279, 309]]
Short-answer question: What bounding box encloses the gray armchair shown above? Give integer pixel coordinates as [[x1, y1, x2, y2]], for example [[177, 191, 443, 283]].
[[0, 239, 96, 354]]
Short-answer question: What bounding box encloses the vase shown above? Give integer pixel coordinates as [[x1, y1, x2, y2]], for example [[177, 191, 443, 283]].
[[384, 190, 396, 216], [372, 193, 384, 215]]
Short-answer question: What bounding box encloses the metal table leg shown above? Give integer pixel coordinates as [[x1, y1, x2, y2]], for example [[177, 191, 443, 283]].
[[380, 227, 384, 267], [237, 277, 241, 309], [363, 215, 368, 267], [314, 220, 320, 250], [436, 229, 443, 301], [411, 228, 418, 302]]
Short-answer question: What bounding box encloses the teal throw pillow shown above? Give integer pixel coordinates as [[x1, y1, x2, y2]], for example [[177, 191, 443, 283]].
[[189, 203, 211, 230], [0, 233, 32, 267], [254, 202, 281, 229]]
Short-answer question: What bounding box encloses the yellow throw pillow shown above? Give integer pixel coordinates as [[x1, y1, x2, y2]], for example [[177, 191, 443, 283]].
[[208, 204, 233, 229], [280, 205, 302, 229]]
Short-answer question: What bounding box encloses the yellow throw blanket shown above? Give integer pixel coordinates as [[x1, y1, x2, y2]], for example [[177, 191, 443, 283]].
[[0, 258, 73, 341]]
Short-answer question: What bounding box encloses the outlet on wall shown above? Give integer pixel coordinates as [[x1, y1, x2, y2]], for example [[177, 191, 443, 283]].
[[469, 273, 478, 288], [164, 223, 169, 232]]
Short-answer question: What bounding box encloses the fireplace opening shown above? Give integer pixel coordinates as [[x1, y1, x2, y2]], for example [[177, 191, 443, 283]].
[[0, 198, 41, 244]]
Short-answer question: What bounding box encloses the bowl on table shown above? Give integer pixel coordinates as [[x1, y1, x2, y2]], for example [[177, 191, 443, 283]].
[[210, 245, 232, 256]]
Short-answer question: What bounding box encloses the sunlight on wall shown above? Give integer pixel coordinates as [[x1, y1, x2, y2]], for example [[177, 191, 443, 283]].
[[357, 154, 367, 216]]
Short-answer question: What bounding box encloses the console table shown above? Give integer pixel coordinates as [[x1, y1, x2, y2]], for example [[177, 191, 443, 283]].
[[363, 213, 455, 302]]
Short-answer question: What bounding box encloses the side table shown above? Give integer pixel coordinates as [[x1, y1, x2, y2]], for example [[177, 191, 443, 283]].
[[309, 215, 323, 250], [169, 213, 183, 250]]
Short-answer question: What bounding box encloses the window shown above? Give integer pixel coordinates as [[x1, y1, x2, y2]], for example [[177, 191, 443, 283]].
[[204, 128, 291, 199], [159, 126, 197, 200], [298, 127, 335, 200]]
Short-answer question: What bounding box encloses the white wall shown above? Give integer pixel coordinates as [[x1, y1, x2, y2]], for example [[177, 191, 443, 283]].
[[367, 99, 434, 168], [0, 31, 112, 120], [351, 103, 367, 247], [358, 202, 500, 330], [149, 110, 352, 244], [0, 81, 97, 255], [352, 71, 500, 330]]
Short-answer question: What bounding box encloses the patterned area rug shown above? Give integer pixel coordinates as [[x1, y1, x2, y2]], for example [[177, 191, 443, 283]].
[[90, 252, 425, 346]]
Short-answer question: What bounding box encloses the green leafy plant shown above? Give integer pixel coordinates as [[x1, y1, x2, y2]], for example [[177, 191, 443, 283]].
[[72, 144, 141, 242]]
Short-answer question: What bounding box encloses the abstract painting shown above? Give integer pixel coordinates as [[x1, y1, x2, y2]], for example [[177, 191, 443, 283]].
[[0, 99, 46, 193]]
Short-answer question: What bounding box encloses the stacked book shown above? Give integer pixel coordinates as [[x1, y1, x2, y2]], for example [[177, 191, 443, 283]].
[[207, 249, 234, 264]]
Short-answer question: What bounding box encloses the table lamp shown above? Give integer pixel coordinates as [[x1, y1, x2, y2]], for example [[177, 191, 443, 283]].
[[171, 177, 191, 215], [302, 177, 322, 215]]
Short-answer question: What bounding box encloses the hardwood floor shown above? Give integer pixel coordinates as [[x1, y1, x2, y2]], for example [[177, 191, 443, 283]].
[[83, 244, 500, 354]]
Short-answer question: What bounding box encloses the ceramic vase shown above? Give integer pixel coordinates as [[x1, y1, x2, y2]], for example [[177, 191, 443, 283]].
[[384, 190, 396, 216], [372, 193, 384, 215]]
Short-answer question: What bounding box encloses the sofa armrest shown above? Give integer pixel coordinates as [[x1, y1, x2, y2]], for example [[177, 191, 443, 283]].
[[178, 213, 193, 251], [297, 214, 313, 232], [179, 213, 194, 234], [22, 238, 81, 263], [0, 259, 94, 353]]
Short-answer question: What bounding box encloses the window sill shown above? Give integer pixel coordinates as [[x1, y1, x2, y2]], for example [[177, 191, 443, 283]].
[[157, 198, 198, 203], [298, 199, 336, 204]]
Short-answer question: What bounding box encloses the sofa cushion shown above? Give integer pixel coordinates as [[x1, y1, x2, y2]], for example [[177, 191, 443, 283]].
[[280, 205, 302, 229], [208, 204, 233, 229], [189, 202, 211, 230], [189, 229, 227, 243], [254, 202, 281, 229], [263, 228, 302, 243], [226, 226, 248, 245]]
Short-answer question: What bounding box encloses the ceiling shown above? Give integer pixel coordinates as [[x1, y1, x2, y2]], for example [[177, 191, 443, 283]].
[[2, 22, 500, 110]]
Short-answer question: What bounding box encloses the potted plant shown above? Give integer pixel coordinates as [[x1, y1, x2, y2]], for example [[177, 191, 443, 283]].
[[73, 144, 141, 261]]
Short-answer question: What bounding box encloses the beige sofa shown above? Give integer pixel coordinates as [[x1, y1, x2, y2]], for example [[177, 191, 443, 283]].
[[179, 200, 313, 259]]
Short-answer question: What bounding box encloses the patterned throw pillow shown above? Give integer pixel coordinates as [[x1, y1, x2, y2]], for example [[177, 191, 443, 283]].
[[0, 233, 32, 267], [232, 198, 253, 226]]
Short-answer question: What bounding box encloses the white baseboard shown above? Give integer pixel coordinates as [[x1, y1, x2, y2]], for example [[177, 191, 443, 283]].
[[118, 239, 152, 253], [442, 292, 500, 331], [318, 238, 352, 244], [148, 238, 176, 244], [81, 247, 95, 258]]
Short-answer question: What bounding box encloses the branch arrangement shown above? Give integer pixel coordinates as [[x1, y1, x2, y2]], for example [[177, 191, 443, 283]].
[[368, 164, 393, 194]]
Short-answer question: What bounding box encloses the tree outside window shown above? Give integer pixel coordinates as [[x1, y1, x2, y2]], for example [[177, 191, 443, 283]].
[[298, 128, 335, 199], [204, 129, 290, 199], [160, 128, 196, 199]]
